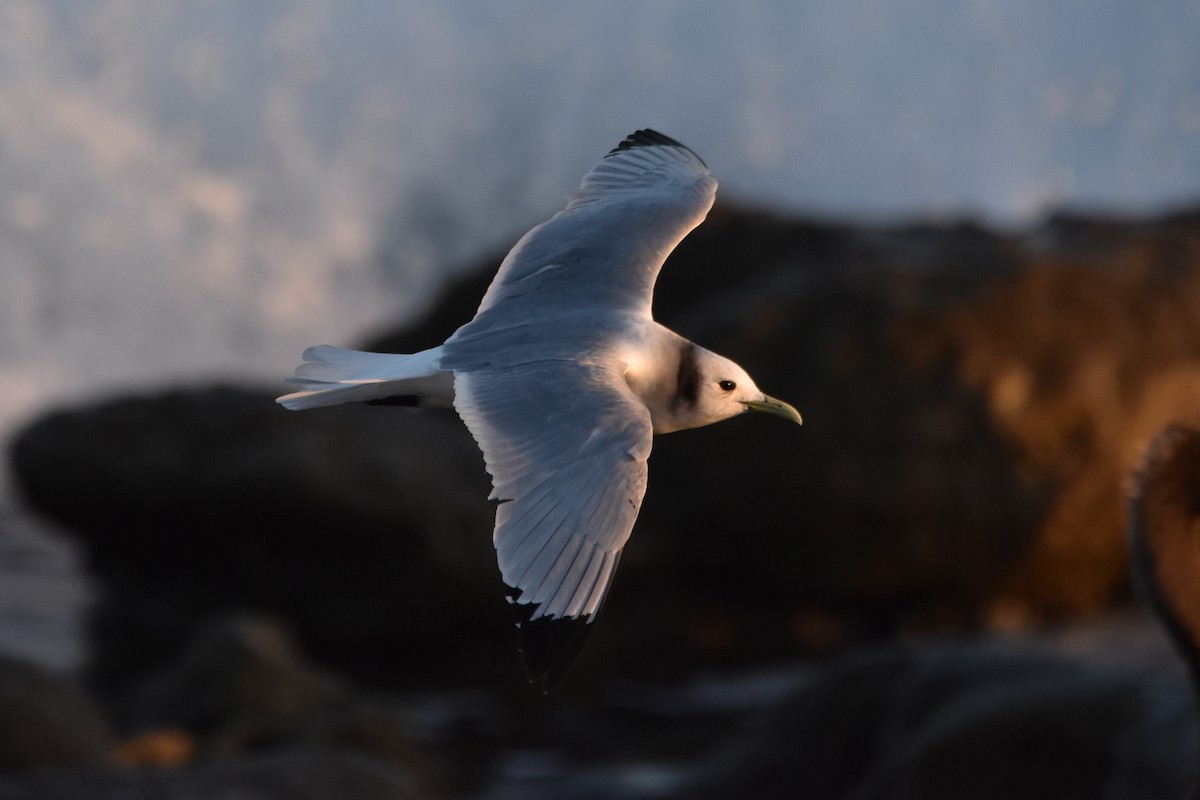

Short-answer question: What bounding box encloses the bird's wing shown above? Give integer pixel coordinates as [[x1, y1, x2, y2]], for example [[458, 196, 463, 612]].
[[452, 359, 652, 690], [469, 130, 716, 322]]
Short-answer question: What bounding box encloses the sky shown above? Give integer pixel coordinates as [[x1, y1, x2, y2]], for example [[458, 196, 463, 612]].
[[1, 0, 1199, 449]]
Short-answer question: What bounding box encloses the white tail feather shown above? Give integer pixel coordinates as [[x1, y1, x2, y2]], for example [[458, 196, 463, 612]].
[[276, 344, 453, 410]]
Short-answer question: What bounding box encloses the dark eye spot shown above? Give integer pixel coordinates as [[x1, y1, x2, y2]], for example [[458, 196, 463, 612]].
[[718, 379, 736, 392]]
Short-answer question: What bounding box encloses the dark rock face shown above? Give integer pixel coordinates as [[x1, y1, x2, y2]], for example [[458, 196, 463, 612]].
[[117, 614, 347, 749], [681, 642, 1198, 800], [10, 386, 509, 696], [0, 616, 444, 799], [10, 204, 1200, 700], [0, 656, 113, 772], [0, 750, 432, 800]]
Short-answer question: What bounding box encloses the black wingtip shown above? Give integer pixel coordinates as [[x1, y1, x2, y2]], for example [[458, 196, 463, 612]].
[[506, 585, 596, 692], [607, 129, 707, 168]]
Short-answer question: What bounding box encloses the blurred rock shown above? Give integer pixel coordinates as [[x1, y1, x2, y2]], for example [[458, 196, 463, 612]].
[[0, 749, 434, 800], [680, 641, 1197, 800], [9, 204, 1200, 696], [105, 615, 442, 797], [114, 728, 195, 768], [120, 615, 436, 778], [118, 615, 345, 751], [0, 656, 113, 773], [9, 386, 513, 696]]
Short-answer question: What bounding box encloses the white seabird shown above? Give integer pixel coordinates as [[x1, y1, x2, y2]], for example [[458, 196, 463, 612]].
[[278, 130, 802, 690]]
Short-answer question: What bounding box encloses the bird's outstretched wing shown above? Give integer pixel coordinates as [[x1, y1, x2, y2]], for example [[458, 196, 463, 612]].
[[468, 129, 716, 323], [452, 360, 652, 691], [441, 130, 713, 689]]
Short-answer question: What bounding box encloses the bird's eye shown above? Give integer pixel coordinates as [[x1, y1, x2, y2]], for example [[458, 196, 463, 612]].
[[718, 379, 736, 392]]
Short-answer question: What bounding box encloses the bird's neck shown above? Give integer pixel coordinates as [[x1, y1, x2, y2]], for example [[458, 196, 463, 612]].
[[621, 325, 702, 434]]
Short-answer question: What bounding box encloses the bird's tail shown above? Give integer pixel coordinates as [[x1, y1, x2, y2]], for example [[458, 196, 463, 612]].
[[276, 344, 453, 410]]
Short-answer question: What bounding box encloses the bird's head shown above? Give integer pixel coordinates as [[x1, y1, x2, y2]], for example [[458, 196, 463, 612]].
[[658, 347, 802, 433]]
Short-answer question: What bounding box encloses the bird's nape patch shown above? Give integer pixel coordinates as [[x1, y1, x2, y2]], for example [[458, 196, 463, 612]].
[[506, 585, 595, 692], [670, 341, 701, 412]]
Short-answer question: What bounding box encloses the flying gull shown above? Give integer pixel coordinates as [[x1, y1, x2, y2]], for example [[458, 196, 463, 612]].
[[278, 130, 802, 690]]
